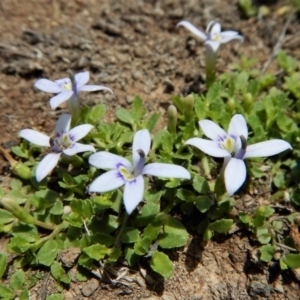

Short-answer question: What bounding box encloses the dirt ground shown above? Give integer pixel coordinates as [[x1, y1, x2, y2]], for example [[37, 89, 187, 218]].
[[1, 0, 300, 299]]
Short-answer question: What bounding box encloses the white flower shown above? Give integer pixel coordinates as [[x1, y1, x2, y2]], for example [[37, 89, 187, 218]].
[[177, 20, 243, 52], [19, 114, 95, 182], [34, 71, 113, 110], [185, 114, 292, 196], [89, 129, 191, 215]]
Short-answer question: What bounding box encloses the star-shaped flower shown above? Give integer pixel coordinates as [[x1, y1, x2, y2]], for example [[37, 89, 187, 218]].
[[89, 129, 191, 215], [185, 114, 292, 195], [34, 71, 113, 110], [19, 114, 95, 182], [177, 20, 243, 52]]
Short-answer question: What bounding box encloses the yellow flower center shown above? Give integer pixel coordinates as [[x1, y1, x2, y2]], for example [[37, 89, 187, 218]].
[[61, 82, 72, 91], [119, 166, 135, 181], [220, 136, 235, 154], [212, 34, 221, 41]]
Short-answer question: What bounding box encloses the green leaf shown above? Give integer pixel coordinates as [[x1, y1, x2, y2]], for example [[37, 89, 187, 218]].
[[50, 201, 63, 215], [152, 130, 173, 152], [125, 247, 140, 266], [134, 237, 152, 255], [116, 108, 134, 125], [203, 228, 213, 241], [172, 95, 184, 113], [260, 245, 275, 262], [284, 254, 300, 269], [37, 240, 58, 266], [9, 270, 25, 290], [192, 175, 210, 194], [134, 202, 160, 227], [0, 209, 15, 225], [92, 195, 113, 210], [209, 219, 233, 234], [150, 251, 173, 278], [0, 284, 14, 299], [146, 113, 160, 132], [0, 254, 8, 279], [82, 200, 94, 219], [121, 227, 140, 243], [107, 247, 121, 263], [83, 244, 108, 260], [132, 96, 144, 119], [78, 253, 93, 269], [20, 289, 29, 300], [256, 226, 272, 244], [239, 212, 252, 224], [194, 196, 212, 213], [158, 217, 188, 249], [91, 233, 114, 247], [96, 215, 118, 234], [6, 190, 27, 205], [50, 261, 71, 284], [89, 104, 106, 122], [10, 179, 22, 190], [144, 221, 162, 240]]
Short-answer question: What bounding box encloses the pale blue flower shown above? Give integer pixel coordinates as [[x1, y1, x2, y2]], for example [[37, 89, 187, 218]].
[[185, 114, 292, 196], [177, 20, 243, 52], [89, 129, 191, 215], [19, 114, 95, 182], [34, 71, 113, 110]]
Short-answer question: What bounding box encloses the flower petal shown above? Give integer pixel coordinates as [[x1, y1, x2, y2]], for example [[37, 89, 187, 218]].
[[34, 79, 62, 93], [89, 152, 133, 171], [210, 22, 221, 35], [142, 163, 191, 179], [68, 124, 94, 142], [50, 91, 74, 109], [199, 120, 227, 141], [63, 143, 95, 156], [205, 40, 220, 52], [79, 85, 113, 93], [177, 20, 207, 41], [89, 170, 125, 193], [224, 158, 246, 196], [185, 138, 230, 157], [75, 71, 90, 88], [123, 175, 144, 215], [55, 114, 71, 135], [132, 129, 151, 169], [19, 129, 50, 147], [220, 31, 244, 43], [206, 21, 217, 33], [55, 78, 70, 86], [36, 153, 61, 182], [243, 140, 292, 159], [228, 114, 248, 139]]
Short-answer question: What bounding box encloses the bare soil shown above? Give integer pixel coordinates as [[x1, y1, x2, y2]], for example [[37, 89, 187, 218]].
[[1, 0, 300, 299]]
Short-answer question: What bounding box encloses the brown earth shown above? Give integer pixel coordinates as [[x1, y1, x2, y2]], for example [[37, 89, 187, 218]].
[[1, 0, 300, 299]]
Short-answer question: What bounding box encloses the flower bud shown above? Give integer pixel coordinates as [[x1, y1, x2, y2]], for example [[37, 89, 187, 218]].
[[12, 162, 31, 180], [167, 105, 177, 136], [184, 94, 194, 122], [243, 93, 253, 113], [0, 197, 35, 224], [226, 98, 235, 113], [63, 205, 72, 215]]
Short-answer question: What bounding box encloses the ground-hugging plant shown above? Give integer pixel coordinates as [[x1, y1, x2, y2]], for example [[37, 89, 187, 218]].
[[0, 29, 300, 300]]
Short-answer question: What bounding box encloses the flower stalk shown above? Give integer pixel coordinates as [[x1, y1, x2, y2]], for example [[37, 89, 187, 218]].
[[205, 44, 217, 89]]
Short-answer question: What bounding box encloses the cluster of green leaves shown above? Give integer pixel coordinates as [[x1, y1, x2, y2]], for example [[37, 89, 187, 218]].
[[1, 50, 300, 297]]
